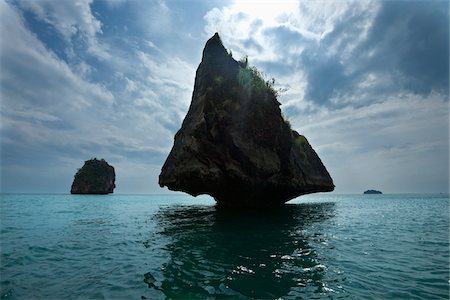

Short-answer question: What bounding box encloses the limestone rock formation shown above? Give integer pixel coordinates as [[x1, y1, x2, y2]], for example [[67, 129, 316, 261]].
[[159, 33, 334, 207], [71, 158, 115, 194]]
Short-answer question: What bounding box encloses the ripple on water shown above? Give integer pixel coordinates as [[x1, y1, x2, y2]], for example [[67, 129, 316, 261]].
[[0, 194, 448, 299], [142, 203, 339, 299]]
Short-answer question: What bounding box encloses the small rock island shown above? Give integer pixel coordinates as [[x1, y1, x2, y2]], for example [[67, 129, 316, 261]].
[[364, 189, 382, 194], [159, 33, 334, 207], [71, 158, 115, 194]]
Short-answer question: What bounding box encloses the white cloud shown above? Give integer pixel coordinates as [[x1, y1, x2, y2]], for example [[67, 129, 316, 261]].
[[1, 1, 116, 152], [17, 0, 110, 60], [203, 0, 379, 107], [1, 0, 447, 194], [18, 0, 101, 39], [137, 51, 196, 111], [103, 0, 127, 9], [132, 0, 172, 36], [290, 92, 449, 193], [1, 1, 114, 110], [202, 2, 448, 193], [1, 0, 187, 165], [203, 1, 375, 55], [5, 108, 60, 123]]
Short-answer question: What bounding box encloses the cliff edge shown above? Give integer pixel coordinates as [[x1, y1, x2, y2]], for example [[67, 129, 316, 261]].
[[159, 33, 334, 207]]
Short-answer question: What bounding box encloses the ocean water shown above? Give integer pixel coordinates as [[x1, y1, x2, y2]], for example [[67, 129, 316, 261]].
[[0, 193, 448, 299]]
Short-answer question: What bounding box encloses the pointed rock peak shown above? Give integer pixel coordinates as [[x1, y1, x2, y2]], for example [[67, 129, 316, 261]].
[[159, 33, 334, 207], [202, 32, 229, 61], [210, 32, 221, 42]]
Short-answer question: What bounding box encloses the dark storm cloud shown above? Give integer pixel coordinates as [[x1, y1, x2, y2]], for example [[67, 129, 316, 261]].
[[242, 37, 263, 53], [298, 0, 449, 107], [265, 25, 304, 47], [301, 51, 347, 105], [359, 0, 449, 95], [258, 60, 295, 78], [254, 26, 307, 78]]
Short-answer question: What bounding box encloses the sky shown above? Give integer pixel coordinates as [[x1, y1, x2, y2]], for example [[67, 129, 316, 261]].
[[1, 0, 448, 194]]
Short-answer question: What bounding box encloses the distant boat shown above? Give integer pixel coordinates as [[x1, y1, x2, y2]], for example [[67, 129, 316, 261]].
[[364, 189, 382, 194]]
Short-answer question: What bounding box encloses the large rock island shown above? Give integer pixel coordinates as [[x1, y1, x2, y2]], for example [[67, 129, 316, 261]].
[[159, 33, 334, 207], [71, 158, 115, 194]]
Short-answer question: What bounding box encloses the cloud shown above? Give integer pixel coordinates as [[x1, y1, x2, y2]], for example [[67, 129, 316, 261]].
[[1, 1, 114, 115], [1, 0, 202, 193], [204, 0, 448, 109], [0, 2, 122, 191], [302, 0, 449, 106], [16, 0, 110, 60], [203, 0, 374, 106], [355, 0, 449, 95], [301, 52, 346, 105], [1, 0, 448, 194], [203, 0, 449, 193], [103, 0, 127, 9], [291, 92, 449, 193]]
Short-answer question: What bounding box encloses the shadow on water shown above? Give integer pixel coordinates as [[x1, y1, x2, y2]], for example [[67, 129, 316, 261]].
[[143, 203, 336, 299]]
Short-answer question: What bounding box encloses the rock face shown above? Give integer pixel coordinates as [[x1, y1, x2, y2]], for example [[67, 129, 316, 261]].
[[71, 158, 115, 194], [159, 33, 334, 207]]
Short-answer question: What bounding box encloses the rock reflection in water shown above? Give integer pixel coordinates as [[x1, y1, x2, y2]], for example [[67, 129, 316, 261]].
[[143, 203, 335, 299]]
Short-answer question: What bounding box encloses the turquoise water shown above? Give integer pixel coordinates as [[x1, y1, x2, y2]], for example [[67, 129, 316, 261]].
[[0, 194, 448, 299]]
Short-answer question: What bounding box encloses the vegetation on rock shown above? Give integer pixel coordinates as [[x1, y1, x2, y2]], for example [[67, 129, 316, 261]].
[[237, 57, 285, 98]]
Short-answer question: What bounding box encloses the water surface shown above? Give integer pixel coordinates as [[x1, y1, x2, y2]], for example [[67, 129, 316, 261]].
[[1, 193, 448, 299]]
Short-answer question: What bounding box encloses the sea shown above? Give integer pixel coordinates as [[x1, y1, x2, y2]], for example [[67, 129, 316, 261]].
[[0, 193, 448, 299]]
